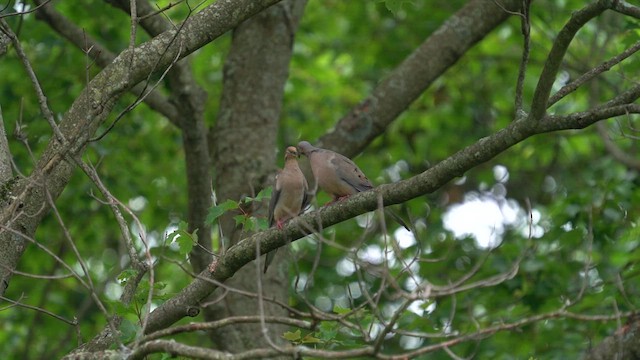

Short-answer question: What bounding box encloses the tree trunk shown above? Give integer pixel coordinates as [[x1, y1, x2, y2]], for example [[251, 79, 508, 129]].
[[208, 0, 307, 353]]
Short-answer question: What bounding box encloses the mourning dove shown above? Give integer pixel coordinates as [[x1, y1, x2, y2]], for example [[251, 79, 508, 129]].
[[298, 140, 409, 230], [264, 146, 310, 273]]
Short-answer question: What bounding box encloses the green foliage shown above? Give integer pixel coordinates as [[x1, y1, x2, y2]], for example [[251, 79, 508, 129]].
[[168, 221, 197, 256], [282, 329, 321, 345], [206, 187, 272, 231], [206, 200, 239, 225], [1, 0, 639, 358], [377, 0, 415, 17]]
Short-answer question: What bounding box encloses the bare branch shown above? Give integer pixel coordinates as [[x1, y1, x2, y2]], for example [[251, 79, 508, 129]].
[[0, 19, 65, 144], [32, 0, 180, 123], [0, 262, 73, 280], [549, 39, 640, 107], [396, 309, 637, 360], [319, 0, 522, 157], [0, 105, 12, 184], [0, 294, 78, 326], [612, 0, 640, 19], [143, 89, 640, 334], [0, 0, 52, 19], [596, 121, 640, 170], [530, 0, 613, 121], [129, 339, 376, 360], [514, 0, 531, 114], [141, 316, 313, 342]]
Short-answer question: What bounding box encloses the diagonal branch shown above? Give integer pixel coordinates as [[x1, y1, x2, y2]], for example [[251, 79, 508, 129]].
[[0, 105, 12, 184], [548, 39, 640, 107], [143, 87, 640, 334], [0, 18, 65, 144], [595, 121, 640, 170], [32, 0, 180, 123], [530, 0, 615, 121], [514, 0, 532, 114], [106, 0, 214, 272], [0, 0, 283, 297], [318, 0, 523, 157]]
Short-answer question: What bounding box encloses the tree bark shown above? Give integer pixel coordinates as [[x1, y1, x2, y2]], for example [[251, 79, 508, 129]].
[[207, 0, 307, 354], [318, 0, 522, 158], [583, 320, 640, 360], [0, 0, 282, 297]]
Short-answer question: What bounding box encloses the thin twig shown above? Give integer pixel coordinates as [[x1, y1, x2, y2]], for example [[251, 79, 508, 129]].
[[0, 0, 52, 19], [0, 294, 78, 326], [514, 0, 531, 114], [0, 19, 65, 144], [549, 39, 640, 107]]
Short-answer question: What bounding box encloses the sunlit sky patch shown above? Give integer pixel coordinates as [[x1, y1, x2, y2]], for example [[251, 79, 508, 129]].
[[442, 165, 537, 248], [443, 195, 520, 248]]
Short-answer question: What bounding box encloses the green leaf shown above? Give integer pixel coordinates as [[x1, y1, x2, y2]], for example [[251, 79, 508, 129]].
[[255, 217, 270, 231], [333, 305, 351, 315], [301, 333, 322, 344], [378, 0, 414, 16], [254, 187, 272, 202], [233, 214, 248, 227], [283, 329, 302, 342], [117, 269, 137, 284], [170, 229, 194, 255], [318, 321, 338, 341], [206, 199, 239, 224], [106, 299, 131, 317]]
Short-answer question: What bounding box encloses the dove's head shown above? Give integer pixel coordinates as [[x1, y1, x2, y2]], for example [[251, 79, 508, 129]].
[[284, 146, 299, 159], [297, 141, 315, 157]]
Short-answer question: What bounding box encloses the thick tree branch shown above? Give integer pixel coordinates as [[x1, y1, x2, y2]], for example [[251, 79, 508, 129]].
[[0, 0, 282, 296], [530, 0, 616, 121], [144, 86, 640, 334], [106, 0, 214, 272], [595, 122, 640, 170], [206, 0, 308, 353], [318, 0, 522, 157], [32, 0, 180, 123], [583, 319, 640, 360], [549, 39, 640, 107], [128, 340, 376, 360], [141, 315, 313, 342], [0, 105, 12, 184]]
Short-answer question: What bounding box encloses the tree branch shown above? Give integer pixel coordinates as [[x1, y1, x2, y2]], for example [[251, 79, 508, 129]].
[[549, 39, 640, 107], [106, 0, 214, 272], [143, 86, 640, 334], [595, 122, 640, 170], [515, 0, 532, 114], [0, 105, 12, 184], [128, 339, 376, 360], [32, 0, 180, 124], [530, 0, 613, 121], [318, 0, 523, 157], [583, 319, 640, 360], [0, 0, 283, 298], [0, 18, 64, 144]]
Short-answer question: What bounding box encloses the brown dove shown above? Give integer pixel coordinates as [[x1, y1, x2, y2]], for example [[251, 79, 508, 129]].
[[298, 140, 409, 230], [264, 146, 310, 273]]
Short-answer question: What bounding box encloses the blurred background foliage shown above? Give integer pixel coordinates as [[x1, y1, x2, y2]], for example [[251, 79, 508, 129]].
[[0, 0, 639, 358]]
